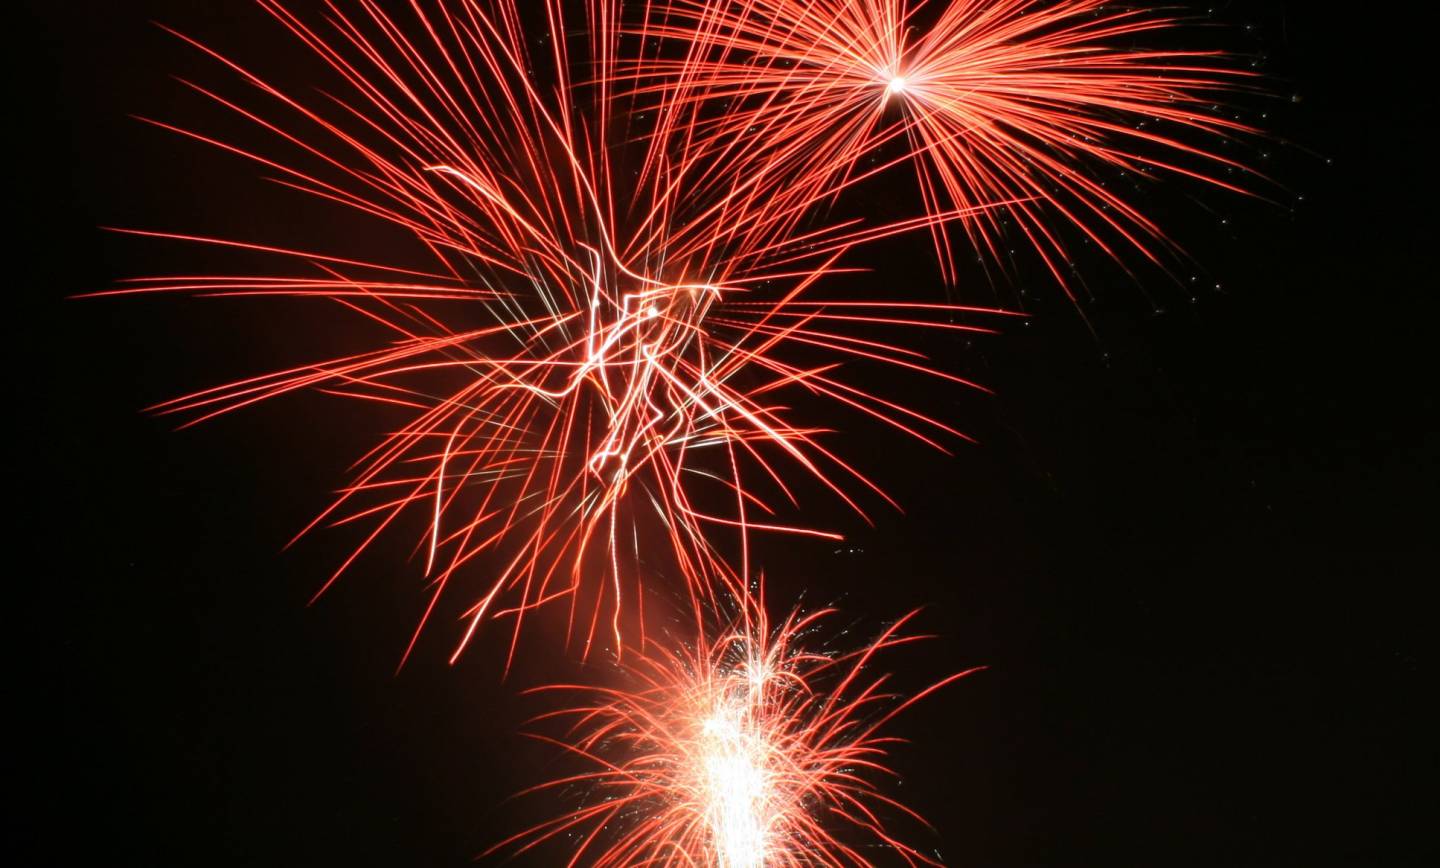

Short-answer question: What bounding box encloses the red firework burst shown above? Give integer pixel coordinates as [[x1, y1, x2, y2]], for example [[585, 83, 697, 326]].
[[634, 0, 1261, 292], [88, 2, 1274, 862], [500, 598, 982, 865], [98, 0, 1014, 666]]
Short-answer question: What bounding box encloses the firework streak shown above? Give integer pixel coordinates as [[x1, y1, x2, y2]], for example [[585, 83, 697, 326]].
[[108, 0, 1254, 863]]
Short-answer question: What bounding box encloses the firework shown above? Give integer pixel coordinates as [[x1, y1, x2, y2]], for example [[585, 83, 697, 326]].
[[634, 0, 1260, 292], [101, 0, 1014, 665], [91, 2, 1276, 862], [500, 598, 982, 865]]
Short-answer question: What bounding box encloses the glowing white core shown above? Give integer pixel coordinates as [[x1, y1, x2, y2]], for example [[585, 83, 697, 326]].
[[701, 705, 769, 868], [885, 75, 908, 96]]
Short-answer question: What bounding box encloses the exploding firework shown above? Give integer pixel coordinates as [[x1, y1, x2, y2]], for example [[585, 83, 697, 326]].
[[90, 2, 1277, 862], [500, 598, 982, 865], [634, 0, 1261, 292], [100, 0, 1015, 665]]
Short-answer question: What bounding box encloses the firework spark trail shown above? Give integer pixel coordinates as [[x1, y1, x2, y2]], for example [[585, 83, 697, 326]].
[[632, 0, 1262, 295], [498, 595, 983, 866], [101, 0, 1019, 667]]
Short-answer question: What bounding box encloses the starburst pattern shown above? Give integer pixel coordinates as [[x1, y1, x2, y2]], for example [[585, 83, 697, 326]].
[[635, 0, 1260, 291]]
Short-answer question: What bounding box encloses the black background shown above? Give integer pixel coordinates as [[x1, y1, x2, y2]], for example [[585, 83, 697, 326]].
[[16, 1, 1435, 865]]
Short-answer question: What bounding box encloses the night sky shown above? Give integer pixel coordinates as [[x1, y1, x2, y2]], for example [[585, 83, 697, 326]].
[[17, 1, 1435, 865]]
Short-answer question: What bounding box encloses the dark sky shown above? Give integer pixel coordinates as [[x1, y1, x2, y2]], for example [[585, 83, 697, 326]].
[[17, 1, 1434, 866]]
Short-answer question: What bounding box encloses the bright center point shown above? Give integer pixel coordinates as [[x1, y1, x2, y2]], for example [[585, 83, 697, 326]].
[[886, 75, 907, 95]]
